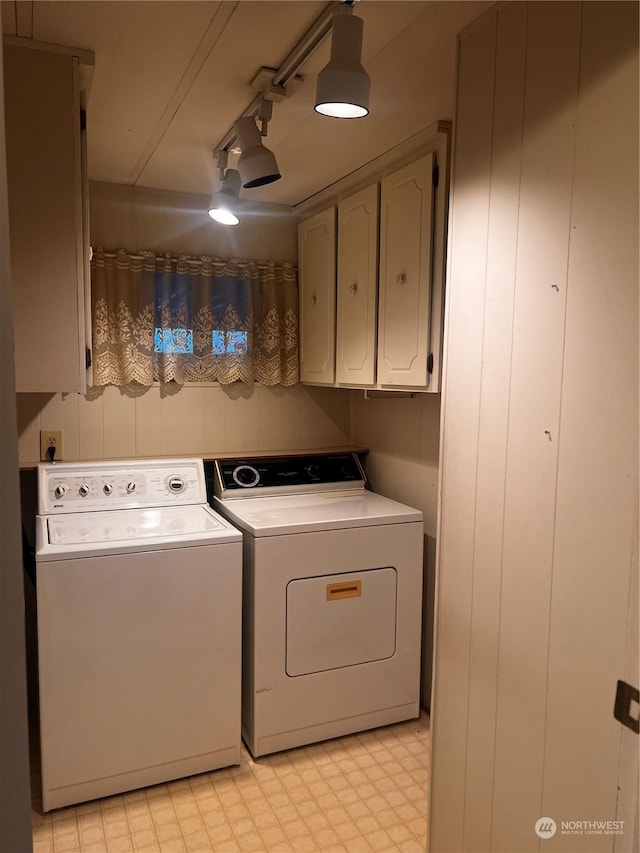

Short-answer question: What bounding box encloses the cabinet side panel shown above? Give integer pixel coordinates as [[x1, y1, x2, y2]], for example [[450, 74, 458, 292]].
[[4, 46, 83, 392]]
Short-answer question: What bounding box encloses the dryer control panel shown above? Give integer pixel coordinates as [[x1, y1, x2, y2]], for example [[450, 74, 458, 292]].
[[214, 453, 366, 499]]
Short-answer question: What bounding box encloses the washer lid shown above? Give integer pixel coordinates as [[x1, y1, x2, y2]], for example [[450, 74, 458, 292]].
[[37, 504, 241, 560], [213, 490, 422, 537]]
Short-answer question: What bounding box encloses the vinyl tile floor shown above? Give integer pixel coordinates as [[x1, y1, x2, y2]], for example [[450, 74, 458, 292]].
[[31, 712, 429, 853]]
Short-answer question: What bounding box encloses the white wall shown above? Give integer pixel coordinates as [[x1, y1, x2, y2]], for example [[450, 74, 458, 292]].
[[350, 391, 440, 706], [15, 182, 351, 466], [0, 21, 35, 852], [430, 3, 638, 851], [17, 383, 351, 465], [89, 181, 297, 263], [350, 394, 440, 539]]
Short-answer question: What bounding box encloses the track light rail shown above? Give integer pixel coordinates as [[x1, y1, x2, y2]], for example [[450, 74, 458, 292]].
[[212, 0, 342, 157]]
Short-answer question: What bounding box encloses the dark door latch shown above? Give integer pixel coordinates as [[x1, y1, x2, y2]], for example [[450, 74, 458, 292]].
[[614, 680, 639, 734]]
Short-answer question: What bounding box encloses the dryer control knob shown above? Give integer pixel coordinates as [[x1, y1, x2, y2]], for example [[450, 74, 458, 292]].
[[54, 484, 67, 499], [103, 483, 113, 495], [79, 484, 90, 497], [306, 465, 321, 480], [126, 481, 136, 493], [232, 465, 260, 487]]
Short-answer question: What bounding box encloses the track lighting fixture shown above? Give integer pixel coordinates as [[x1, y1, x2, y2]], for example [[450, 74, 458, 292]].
[[207, 1, 371, 212], [208, 167, 241, 226], [234, 105, 281, 189], [315, 3, 370, 119]]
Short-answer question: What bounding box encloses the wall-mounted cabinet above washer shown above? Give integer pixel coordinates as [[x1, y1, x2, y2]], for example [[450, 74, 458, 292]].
[[3, 39, 94, 393], [297, 121, 450, 393]]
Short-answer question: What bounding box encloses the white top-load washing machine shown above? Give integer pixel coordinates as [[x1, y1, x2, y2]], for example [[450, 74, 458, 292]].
[[211, 452, 423, 758], [36, 458, 242, 811]]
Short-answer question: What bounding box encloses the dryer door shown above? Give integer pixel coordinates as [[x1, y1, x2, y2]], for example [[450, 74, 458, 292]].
[[286, 567, 397, 676]]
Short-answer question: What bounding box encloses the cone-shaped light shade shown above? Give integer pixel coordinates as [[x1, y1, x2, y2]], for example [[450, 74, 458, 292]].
[[208, 169, 241, 225], [234, 116, 281, 188], [315, 11, 370, 118]]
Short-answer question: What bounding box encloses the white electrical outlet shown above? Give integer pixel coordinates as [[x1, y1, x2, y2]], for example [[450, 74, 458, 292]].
[[40, 430, 63, 462]]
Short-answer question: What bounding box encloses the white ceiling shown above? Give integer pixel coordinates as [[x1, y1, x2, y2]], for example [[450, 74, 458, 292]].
[[1, 0, 491, 208]]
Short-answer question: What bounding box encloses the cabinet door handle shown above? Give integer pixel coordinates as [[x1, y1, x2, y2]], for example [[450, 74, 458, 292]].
[[310, 294, 317, 306], [614, 680, 640, 733], [349, 282, 358, 295], [396, 272, 407, 285]]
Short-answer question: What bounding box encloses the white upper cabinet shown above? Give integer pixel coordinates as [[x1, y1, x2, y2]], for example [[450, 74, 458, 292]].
[[377, 152, 434, 387], [336, 184, 379, 387], [4, 42, 92, 393], [298, 207, 337, 385], [297, 122, 449, 393]]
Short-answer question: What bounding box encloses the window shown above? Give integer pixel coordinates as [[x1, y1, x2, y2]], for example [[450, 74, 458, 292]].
[[212, 330, 248, 356], [154, 328, 248, 357], [154, 328, 193, 354]]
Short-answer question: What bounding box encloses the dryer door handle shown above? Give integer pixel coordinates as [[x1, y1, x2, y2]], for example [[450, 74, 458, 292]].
[[326, 580, 362, 601]]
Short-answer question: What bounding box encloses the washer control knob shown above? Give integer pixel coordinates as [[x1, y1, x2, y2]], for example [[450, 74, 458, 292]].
[[126, 481, 136, 494], [232, 465, 260, 488], [54, 484, 67, 499], [306, 465, 321, 481], [167, 475, 186, 493], [103, 483, 113, 495], [79, 483, 90, 497]]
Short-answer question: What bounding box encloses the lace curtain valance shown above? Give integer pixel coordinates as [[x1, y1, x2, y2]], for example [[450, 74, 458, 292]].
[[91, 248, 299, 386]]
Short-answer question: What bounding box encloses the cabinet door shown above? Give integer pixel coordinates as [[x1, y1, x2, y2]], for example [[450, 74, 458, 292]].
[[4, 45, 88, 393], [378, 152, 434, 387], [298, 208, 336, 385], [336, 184, 378, 386]]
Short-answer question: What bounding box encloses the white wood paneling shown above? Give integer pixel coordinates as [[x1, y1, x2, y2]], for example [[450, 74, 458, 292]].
[[0, 23, 34, 850], [616, 536, 639, 853], [429, 12, 496, 852], [336, 184, 379, 387], [463, 4, 527, 849], [541, 2, 639, 848], [431, 3, 638, 852], [298, 208, 336, 385], [491, 5, 581, 850]]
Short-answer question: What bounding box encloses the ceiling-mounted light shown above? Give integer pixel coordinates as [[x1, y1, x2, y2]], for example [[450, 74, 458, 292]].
[[234, 112, 281, 189], [208, 168, 241, 226], [315, 4, 370, 119]]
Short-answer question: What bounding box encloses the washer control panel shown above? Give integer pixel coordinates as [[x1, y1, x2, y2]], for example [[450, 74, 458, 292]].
[[214, 453, 366, 499], [38, 459, 206, 514]]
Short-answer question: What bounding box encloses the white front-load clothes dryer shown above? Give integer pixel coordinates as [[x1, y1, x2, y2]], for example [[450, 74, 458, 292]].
[[35, 458, 243, 811], [211, 452, 423, 758]]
